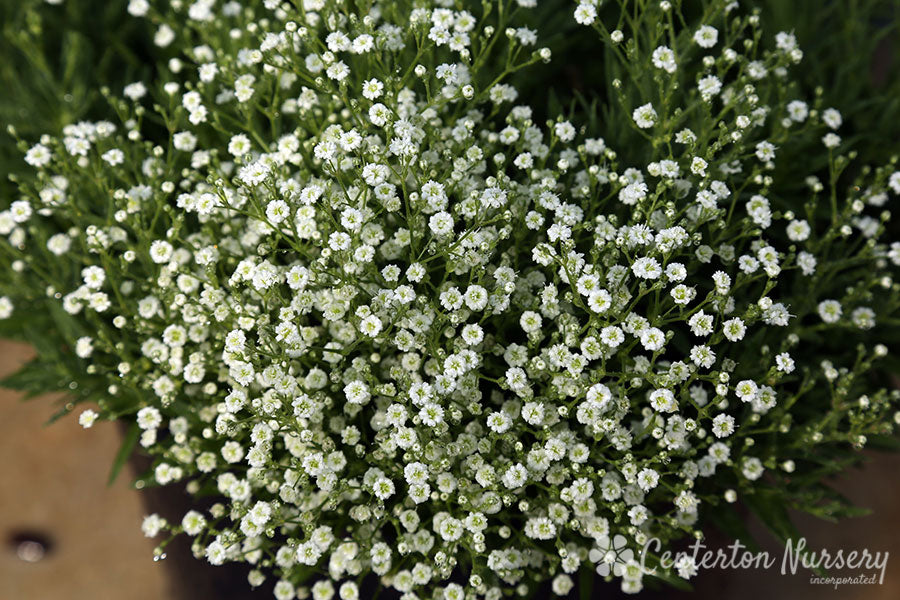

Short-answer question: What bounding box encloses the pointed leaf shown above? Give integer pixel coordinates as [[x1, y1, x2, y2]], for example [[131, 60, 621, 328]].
[[579, 565, 593, 600], [108, 422, 140, 486], [707, 505, 761, 552]]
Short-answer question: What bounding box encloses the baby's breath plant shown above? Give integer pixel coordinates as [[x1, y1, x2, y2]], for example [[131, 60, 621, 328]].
[[3, 0, 900, 598]]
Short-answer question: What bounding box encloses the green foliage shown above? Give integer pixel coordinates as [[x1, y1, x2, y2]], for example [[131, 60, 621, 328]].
[[0, 0, 150, 198]]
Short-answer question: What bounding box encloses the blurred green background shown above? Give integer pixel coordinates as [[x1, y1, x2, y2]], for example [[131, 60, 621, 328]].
[[0, 0, 152, 199]]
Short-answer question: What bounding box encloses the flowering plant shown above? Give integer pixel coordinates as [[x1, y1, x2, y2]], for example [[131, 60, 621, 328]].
[[2, 0, 900, 598]]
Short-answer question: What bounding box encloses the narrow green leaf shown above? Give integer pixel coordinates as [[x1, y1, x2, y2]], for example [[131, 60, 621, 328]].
[[745, 489, 800, 543], [579, 565, 593, 600], [547, 87, 563, 122], [646, 569, 694, 592], [866, 434, 900, 452], [707, 506, 761, 552], [745, 489, 827, 577], [45, 401, 74, 426], [108, 423, 140, 487], [1, 356, 62, 399]]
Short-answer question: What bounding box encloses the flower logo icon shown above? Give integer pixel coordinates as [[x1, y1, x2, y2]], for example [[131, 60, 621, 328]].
[[589, 534, 633, 577]]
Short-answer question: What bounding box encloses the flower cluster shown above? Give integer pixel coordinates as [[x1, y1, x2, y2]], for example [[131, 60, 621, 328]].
[[3, 0, 900, 599]]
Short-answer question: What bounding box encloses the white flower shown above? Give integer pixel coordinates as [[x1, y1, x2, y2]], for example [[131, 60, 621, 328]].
[[775, 353, 796, 373], [554, 121, 576, 142], [742, 457, 765, 481], [618, 181, 648, 205], [697, 75, 722, 99], [651, 46, 677, 73], [600, 326, 625, 348], [525, 516, 557, 540], [487, 411, 512, 433], [688, 311, 713, 337], [636, 468, 659, 492], [502, 463, 528, 489], [649, 389, 677, 413], [0, 296, 13, 319], [675, 554, 698, 579], [429, 211, 454, 236], [173, 131, 197, 151], [670, 284, 696, 305], [123, 81, 147, 100], [587, 290, 612, 313], [817, 299, 842, 323], [360, 315, 383, 337], [228, 134, 252, 157], [221, 441, 245, 464], [735, 379, 759, 403], [463, 285, 488, 311], [141, 514, 166, 538], [574, 2, 597, 25], [75, 336, 94, 358], [127, 0, 149, 16], [690, 156, 708, 176], [851, 307, 875, 330], [822, 133, 841, 149], [9, 200, 32, 223], [274, 580, 294, 600], [368, 103, 391, 126], [639, 327, 665, 351], [362, 78, 384, 100], [822, 108, 843, 129], [137, 407, 162, 430], [78, 409, 99, 429], [712, 414, 735, 438], [632, 103, 658, 128], [182, 510, 207, 535], [631, 257, 661, 279], [786, 219, 811, 241], [461, 323, 484, 345], [690, 344, 716, 369], [344, 380, 371, 405], [149, 240, 173, 264], [787, 100, 809, 122], [722, 318, 746, 342], [266, 200, 290, 224], [693, 25, 718, 48], [25, 144, 52, 167], [755, 141, 776, 161]]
